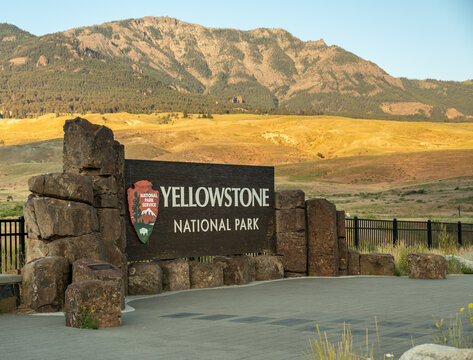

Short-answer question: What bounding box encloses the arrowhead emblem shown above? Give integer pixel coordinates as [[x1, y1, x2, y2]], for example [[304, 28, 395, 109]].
[[127, 180, 159, 244]]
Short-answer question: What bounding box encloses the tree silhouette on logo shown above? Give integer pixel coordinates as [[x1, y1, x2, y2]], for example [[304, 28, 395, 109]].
[[132, 191, 142, 222]]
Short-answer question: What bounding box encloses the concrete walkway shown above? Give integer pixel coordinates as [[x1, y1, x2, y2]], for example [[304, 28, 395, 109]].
[[1, 276, 471, 360]]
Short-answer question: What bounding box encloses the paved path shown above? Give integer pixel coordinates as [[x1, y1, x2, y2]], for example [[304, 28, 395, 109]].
[[1, 276, 471, 360]]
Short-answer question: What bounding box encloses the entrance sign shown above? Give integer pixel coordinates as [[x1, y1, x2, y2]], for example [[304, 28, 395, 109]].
[[126, 180, 159, 244], [125, 160, 275, 261]]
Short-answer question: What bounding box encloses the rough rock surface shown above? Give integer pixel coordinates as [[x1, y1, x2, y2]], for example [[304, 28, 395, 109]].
[[337, 210, 348, 275], [128, 262, 163, 295], [63, 117, 124, 178], [275, 190, 307, 276], [275, 190, 305, 210], [348, 250, 361, 275], [72, 258, 124, 309], [65, 280, 121, 328], [284, 272, 306, 278], [31, 197, 98, 240], [26, 233, 105, 264], [189, 261, 224, 289], [360, 253, 395, 276], [90, 175, 119, 208], [96, 208, 124, 267], [276, 209, 306, 233], [28, 173, 93, 204], [22, 256, 70, 312], [408, 253, 447, 279], [399, 343, 473, 360], [306, 198, 339, 276], [214, 255, 255, 285], [23, 194, 41, 239], [254, 255, 284, 281], [161, 259, 190, 291], [276, 231, 307, 273]]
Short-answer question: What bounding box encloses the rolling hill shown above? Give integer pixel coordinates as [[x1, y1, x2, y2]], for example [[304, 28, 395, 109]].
[[0, 17, 472, 120]]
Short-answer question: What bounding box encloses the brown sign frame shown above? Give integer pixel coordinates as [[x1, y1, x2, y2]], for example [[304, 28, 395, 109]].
[[125, 160, 275, 261]]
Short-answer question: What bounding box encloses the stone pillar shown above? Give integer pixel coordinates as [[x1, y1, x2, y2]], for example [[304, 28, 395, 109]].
[[306, 198, 339, 277], [336, 210, 348, 276], [23, 118, 127, 311], [62, 118, 127, 278], [275, 190, 307, 277]]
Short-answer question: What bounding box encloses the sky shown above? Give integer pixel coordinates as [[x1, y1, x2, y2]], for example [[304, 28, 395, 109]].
[[1, 0, 472, 81]]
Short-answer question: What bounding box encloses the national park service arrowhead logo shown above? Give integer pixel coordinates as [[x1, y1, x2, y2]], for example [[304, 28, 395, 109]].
[[127, 180, 159, 244]]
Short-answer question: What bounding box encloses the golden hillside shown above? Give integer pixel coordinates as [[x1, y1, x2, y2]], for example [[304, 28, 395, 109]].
[[2, 113, 473, 165]]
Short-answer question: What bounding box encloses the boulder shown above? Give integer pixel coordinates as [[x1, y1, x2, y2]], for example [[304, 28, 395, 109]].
[[128, 262, 163, 295], [26, 233, 105, 264], [160, 259, 190, 291], [408, 253, 447, 279], [446, 255, 473, 273], [275, 209, 306, 233], [360, 253, 395, 276], [28, 173, 93, 204], [63, 117, 124, 178], [31, 197, 98, 240], [254, 255, 284, 281], [348, 250, 361, 275], [275, 190, 305, 209], [189, 261, 224, 289], [337, 210, 348, 275], [399, 343, 473, 360], [306, 198, 339, 276], [65, 280, 121, 328], [214, 255, 255, 285], [72, 258, 124, 309], [276, 231, 307, 274], [22, 256, 70, 312]]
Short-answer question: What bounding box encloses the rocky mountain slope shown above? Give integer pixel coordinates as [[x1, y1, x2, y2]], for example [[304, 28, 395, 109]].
[[0, 17, 472, 120]]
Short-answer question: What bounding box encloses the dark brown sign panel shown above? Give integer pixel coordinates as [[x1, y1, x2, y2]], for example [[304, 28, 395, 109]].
[[125, 160, 275, 261]]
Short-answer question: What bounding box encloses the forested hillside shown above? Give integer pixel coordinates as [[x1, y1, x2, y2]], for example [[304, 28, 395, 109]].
[[0, 18, 472, 120]]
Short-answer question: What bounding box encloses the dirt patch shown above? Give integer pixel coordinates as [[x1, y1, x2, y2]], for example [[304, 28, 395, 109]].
[[8, 57, 29, 66], [380, 102, 433, 117]]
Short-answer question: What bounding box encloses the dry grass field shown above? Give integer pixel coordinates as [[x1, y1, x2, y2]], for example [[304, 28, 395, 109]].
[[1, 112, 472, 221]]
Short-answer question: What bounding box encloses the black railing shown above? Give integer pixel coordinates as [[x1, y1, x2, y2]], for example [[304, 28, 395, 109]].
[[0, 216, 27, 273], [346, 217, 473, 250]]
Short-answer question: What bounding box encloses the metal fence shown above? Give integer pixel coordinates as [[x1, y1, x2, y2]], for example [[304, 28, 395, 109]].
[[0, 216, 27, 273], [346, 217, 473, 250]]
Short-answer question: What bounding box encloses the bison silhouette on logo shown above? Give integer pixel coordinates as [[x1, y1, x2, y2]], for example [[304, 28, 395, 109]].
[[127, 180, 159, 244]]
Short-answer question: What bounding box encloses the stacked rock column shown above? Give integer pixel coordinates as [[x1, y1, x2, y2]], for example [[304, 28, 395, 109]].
[[22, 172, 106, 312], [62, 118, 127, 278], [336, 210, 348, 275], [306, 198, 339, 276], [275, 190, 307, 277]]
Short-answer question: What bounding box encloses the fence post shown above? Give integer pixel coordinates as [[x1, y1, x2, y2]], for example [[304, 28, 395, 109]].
[[18, 216, 26, 266], [427, 220, 432, 249], [393, 218, 398, 246], [354, 216, 359, 249], [458, 221, 462, 246]]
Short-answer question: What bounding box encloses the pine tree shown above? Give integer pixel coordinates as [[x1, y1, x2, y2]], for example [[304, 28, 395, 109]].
[[132, 191, 142, 222]]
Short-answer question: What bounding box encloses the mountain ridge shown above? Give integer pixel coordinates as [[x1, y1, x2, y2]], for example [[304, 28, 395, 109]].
[[0, 16, 472, 120]]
